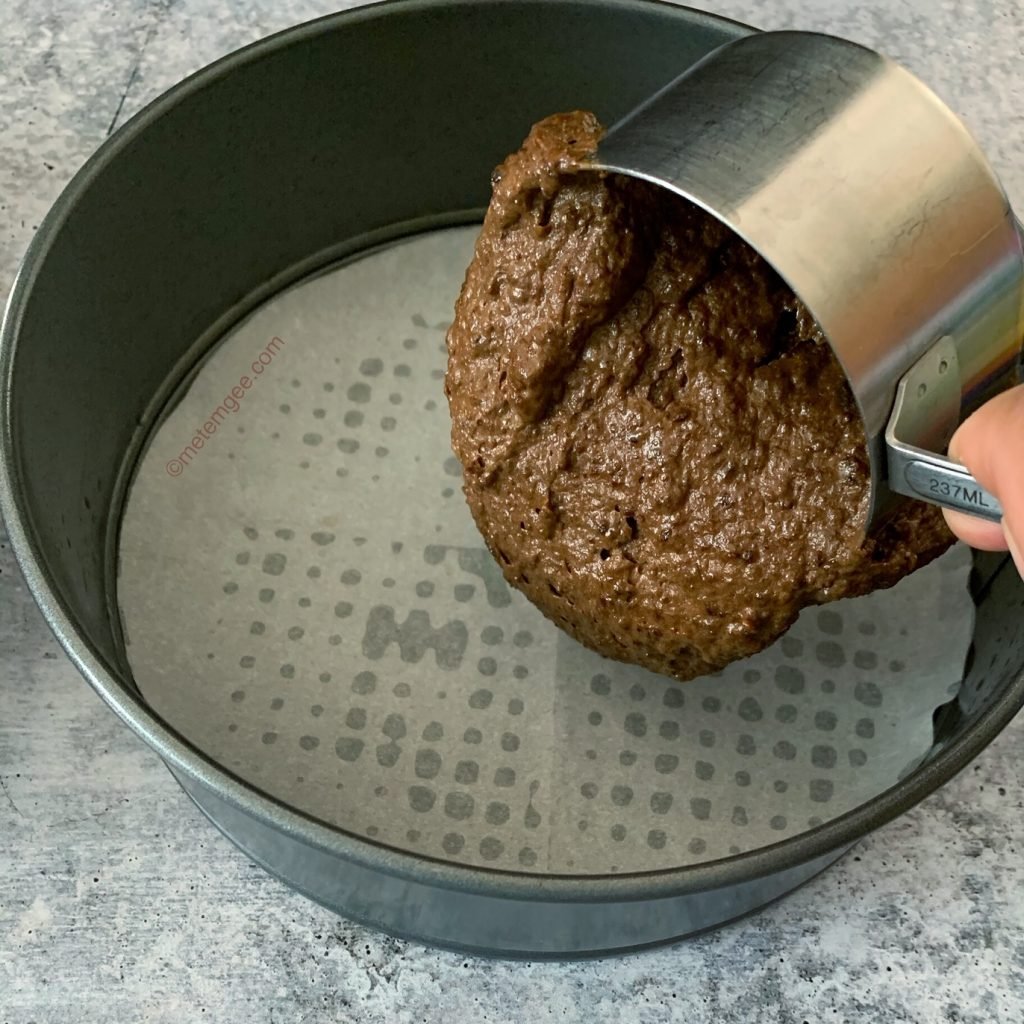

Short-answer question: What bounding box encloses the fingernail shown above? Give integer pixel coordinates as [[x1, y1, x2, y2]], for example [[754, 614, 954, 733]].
[[947, 426, 968, 465]]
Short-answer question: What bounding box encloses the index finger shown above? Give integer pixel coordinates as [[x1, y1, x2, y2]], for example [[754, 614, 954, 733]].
[[941, 383, 1024, 573]]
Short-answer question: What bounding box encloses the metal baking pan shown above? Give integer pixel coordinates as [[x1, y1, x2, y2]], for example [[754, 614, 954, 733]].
[[2, 0, 1023, 958]]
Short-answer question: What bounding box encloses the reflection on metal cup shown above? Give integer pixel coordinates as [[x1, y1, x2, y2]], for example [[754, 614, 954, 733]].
[[588, 30, 1024, 529]]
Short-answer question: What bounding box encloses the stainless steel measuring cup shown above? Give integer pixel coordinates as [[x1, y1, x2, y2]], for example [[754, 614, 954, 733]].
[[586, 30, 1024, 531]]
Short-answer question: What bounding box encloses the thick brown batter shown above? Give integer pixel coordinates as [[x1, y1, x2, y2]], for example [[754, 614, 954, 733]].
[[445, 111, 953, 681]]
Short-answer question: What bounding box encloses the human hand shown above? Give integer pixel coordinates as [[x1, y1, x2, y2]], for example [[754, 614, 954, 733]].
[[942, 383, 1024, 575]]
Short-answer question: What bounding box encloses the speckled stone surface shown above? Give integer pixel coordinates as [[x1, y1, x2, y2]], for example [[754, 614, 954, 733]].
[[1, 1, 1022, 1021]]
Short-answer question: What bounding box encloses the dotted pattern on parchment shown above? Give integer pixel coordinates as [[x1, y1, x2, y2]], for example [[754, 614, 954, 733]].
[[118, 227, 974, 874]]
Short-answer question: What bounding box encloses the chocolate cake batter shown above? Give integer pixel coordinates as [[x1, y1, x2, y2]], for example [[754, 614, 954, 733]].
[[445, 111, 953, 681]]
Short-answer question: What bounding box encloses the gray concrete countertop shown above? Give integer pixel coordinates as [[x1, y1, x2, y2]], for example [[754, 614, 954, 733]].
[[1, 1, 1022, 1021]]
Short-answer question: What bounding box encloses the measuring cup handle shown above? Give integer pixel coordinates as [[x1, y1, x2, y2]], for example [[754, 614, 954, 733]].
[[887, 448, 1003, 522], [883, 334, 1005, 523]]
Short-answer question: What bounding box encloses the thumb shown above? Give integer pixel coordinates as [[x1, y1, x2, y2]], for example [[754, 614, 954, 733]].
[[942, 382, 1024, 575]]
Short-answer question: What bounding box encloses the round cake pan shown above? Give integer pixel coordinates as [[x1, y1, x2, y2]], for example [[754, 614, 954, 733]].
[[3, 0, 1024, 958]]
